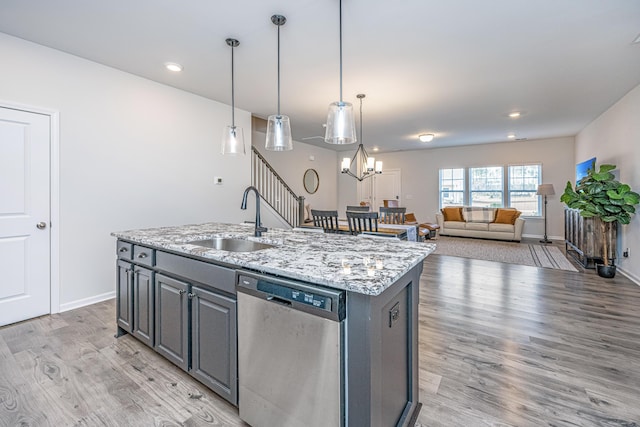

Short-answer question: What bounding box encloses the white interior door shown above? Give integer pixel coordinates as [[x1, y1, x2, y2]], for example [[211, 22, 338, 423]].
[[0, 107, 51, 326], [372, 169, 402, 210]]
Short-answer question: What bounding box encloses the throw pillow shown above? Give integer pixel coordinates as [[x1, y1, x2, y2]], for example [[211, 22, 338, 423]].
[[462, 207, 496, 223], [494, 208, 521, 224], [441, 206, 463, 222]]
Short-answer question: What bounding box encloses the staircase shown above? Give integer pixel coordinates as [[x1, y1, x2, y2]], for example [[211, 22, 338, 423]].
[[251, 146, 305, 228]]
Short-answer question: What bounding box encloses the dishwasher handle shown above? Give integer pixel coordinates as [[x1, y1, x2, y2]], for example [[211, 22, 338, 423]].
[[267, 295, 292, 307]]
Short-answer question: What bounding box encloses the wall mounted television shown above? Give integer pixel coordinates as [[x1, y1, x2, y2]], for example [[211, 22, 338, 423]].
[[576, 157, 596, 182]]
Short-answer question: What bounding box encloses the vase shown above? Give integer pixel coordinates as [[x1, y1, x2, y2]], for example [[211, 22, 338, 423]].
[[596, 264, 616, 278]]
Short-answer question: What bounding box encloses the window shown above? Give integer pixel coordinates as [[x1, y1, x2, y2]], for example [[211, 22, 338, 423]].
[[508, 164, 541, 216], [439, 168, 464, 207], [439, 164, 543, 214], [469, 167, 503, 207]]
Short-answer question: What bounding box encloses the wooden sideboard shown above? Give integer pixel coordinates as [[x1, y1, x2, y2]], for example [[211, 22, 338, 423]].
[[564, 207, 617, 268]]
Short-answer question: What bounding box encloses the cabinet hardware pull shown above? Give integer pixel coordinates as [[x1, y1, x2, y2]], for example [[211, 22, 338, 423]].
[[137, 252, 148, 258], [119, 247, 128, 252], [179, 290, 186, 295], [188, 292, 196, 299]]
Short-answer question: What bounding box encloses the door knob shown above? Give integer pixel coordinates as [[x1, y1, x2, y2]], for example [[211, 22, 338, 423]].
[[36, 222, 47, 230]]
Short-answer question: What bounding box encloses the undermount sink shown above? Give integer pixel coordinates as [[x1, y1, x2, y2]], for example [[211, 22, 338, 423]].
[[186, 237, 275, 252]]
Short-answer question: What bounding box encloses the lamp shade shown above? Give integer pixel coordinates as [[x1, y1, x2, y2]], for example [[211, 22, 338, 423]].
[[221, 125, 245, 155], [265, 115, 292, 151], [537, 183, 555, 196], [325, 101, 357, 145]]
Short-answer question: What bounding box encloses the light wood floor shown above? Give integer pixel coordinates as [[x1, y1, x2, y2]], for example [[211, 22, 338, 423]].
[[1, 254, 639, 426]]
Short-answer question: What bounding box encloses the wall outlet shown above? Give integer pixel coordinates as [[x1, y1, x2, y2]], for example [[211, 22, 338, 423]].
[[214, 176, 223, 185], [623, 248, 630, 257]]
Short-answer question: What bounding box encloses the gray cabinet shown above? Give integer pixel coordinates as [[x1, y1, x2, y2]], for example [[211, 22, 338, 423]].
[[191, 286, 237, 404], [116, 240, 238, 406], [116, 243, 155, 346], [154, 274, 189, 370], [116, 259, 133, 333], [132, 266, 154, 347]]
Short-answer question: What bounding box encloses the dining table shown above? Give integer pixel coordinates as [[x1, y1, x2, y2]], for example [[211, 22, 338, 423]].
[[300, 220, 418, 241]]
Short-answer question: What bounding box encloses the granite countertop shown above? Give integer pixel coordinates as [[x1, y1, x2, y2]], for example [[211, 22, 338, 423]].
[[112, 223, 435, 296]]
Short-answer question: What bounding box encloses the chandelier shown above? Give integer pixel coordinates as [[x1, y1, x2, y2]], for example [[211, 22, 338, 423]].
[[340, 94, 382, 181]]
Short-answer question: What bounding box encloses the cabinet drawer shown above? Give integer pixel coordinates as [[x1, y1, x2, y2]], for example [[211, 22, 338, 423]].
[[117, 241, 133, 261], [156, 251, 235, 295], [133, 245, 155, 267]]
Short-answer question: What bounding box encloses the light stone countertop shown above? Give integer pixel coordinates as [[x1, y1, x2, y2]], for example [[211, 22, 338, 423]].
[[112, 222, 435, 296]]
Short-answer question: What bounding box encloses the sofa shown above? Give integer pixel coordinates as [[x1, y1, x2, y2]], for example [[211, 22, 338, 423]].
[[435, 206, 524, 242]]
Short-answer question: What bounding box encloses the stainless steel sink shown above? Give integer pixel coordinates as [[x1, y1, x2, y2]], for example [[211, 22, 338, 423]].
[[186, 237, 275, 252]]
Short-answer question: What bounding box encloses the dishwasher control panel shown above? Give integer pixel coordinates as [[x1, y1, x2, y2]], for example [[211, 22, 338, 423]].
[[257, 281, 331, 311], [236, 272, 345, 321]]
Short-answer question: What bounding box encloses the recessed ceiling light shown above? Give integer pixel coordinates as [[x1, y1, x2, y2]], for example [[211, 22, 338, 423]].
[[373, 147, 379, 152], [508, 112, 521, 118], [507, 133, 516, 139], [419, 134, 435, 143], [165, 62, 183, 72]]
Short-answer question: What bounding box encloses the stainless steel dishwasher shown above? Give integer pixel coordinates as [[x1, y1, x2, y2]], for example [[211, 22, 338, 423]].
[[236, 271, 346, 427]]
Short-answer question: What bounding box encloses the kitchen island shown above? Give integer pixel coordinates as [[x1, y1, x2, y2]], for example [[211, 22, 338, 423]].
[[112, 222, 435, 427]]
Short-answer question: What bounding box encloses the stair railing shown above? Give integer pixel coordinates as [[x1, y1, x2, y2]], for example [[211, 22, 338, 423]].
[[251, 146, 305, 228]]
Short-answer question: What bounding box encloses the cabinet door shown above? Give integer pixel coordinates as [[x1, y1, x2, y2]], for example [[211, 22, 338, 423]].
[[132, 266, 154, 347], [116, 259, 133, 333], [154, 274, 189, 371], [191, 286, 237, 405]]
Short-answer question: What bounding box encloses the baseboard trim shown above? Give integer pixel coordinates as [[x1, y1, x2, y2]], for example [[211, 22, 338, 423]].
[[59, 291, 116, 313], [618, 267, 640, 287], [521, 233, 564, 241]]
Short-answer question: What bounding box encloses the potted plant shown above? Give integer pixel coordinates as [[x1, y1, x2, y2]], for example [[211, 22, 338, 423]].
[[561, 164, 640, 278]]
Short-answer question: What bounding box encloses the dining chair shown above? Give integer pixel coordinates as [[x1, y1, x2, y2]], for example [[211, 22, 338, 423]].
[[346, 211, 379, 235], [346, 205, 370, 212], [379, 207, 407, 224], [310, 209, 340, 233]]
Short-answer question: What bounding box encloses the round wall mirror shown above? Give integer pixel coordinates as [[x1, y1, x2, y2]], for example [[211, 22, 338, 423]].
[[303, 169, 319, 194]]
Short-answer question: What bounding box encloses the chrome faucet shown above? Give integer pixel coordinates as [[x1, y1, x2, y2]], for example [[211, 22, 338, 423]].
[[241, 186, 268, 237]]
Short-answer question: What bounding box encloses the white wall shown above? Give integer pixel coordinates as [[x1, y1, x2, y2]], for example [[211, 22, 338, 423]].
[[0, 33, 252, 309], [339, 137, 575, 239], [252, 129, 339, 226], [575, 83, 640, 282]]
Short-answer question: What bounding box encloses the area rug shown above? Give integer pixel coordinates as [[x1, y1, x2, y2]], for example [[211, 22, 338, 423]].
[[432, 236, 578, 272]]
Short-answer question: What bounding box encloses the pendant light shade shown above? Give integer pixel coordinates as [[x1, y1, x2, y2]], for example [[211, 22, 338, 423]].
[[222, 125, 244, 155], [265, 115, 292, 151], [221, 38, 246, 155], [325, 0, 356, 145], [265, 15, 293, 151], [325, 101, 356, 144]]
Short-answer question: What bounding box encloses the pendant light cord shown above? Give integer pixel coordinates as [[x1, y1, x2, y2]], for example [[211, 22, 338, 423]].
[[277, 23, 281, 116], [339, 0, 343, 103], [359, 94, 363, 144], [231, 45, 235, 127]]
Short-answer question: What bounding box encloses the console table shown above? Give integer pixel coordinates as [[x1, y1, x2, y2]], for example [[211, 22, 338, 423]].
[[564, 207, 616, 268]]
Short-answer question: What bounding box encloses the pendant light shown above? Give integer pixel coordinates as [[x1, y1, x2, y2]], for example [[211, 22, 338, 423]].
[[324, 0, 356, 145], [221, 38, 245, 155], [265, 15, 293, 151], [341, 94, 382, 181]]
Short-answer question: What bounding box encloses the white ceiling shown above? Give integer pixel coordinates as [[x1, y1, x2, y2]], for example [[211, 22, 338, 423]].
[[1, 0, 639, 153]]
